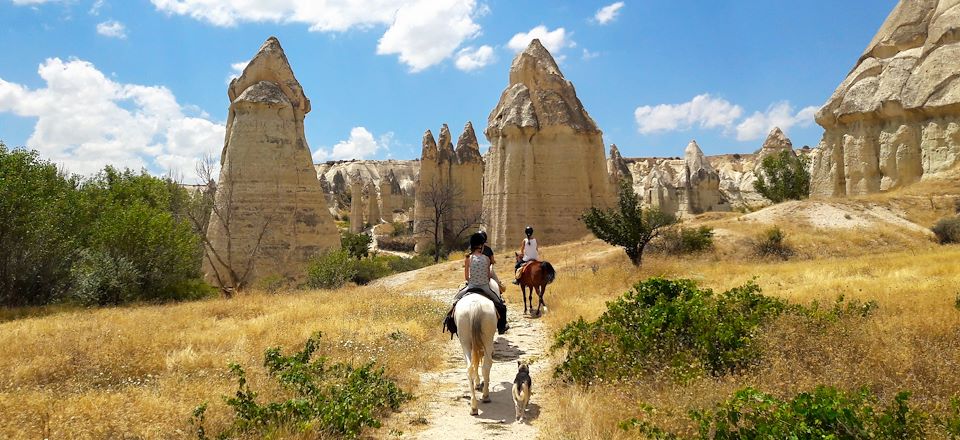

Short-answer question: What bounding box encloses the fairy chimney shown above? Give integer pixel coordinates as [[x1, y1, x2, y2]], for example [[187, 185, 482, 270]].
[[483, 39, 613, 249], [204, 36, 339, 288]]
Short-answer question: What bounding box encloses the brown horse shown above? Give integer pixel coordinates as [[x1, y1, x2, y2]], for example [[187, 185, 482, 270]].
[[515, 253, 556, 316]]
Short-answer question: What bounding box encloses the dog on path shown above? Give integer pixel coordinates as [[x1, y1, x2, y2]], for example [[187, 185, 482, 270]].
[[512, 361, 532, 422]]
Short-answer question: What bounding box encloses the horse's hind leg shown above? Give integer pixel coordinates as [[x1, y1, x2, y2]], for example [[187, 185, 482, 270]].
[[536, 285, 545, 316], [481, 339, 493, 402], [521, 285, 529, 315]]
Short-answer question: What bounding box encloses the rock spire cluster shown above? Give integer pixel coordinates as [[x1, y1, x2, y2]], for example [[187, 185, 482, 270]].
[[413, 122, 484, 251]]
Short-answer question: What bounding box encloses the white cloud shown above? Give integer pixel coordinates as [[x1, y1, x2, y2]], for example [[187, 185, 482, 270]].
[[225, 61, 246, 84], [454, 45, 495, 71], [313, 127, 392, 162], [89, 0, 105, 15], [594, 2, 625, 25], [11, 0, 63, 4], [735, 102, 818, 141], [96, 20, 127, 39], [0, 58, 224, 180], [634, 94, 744, 134], [507, 25, 573, 56], [582, 48, 600, 60], [149, 0, 483, 72]]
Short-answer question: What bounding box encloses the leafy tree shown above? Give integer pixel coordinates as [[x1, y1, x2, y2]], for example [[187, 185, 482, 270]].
[[341, 231, 372, 260], [753, 150, 811, 203], [0, 144, 86, 306], [582, 180, 676, 266]]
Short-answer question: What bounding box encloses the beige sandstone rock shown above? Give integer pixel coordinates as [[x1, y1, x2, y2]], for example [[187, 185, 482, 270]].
[[364, 181, 381, 225], [315, 159, 418, 212], [812, 0, 960, 196], [483, 39, 613, 249], [413, 123, 484, 251], [204, 37, 339, 288], [607, 144, 633, 186], [349, 173, 364, 232]]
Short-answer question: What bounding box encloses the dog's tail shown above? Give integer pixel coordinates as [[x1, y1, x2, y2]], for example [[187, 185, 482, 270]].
[[513, 381, 529, 401]]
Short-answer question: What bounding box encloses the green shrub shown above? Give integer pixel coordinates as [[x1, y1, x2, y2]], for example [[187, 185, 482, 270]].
[[306, 249, 357, 289], [932, 216, 960, 244], [753, 226, 794, 260], [390, 221, 409, 236], [936, 396, 960, 438], [659, 226, 715, 255], [753, 150, 811, 203], [341, 231, 372, 259], [385, 255, 434, 273], [192, 332, 410, 439], [70, 249, 142, 306], [377, 235, 416, 252], [552, 278, 787, 383], [351, 257, 393, 285], [692, 387, 926, 439]]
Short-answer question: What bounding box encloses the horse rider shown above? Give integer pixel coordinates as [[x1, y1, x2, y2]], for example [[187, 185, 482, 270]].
[[513, 226, 539, 284], [478, 231, 504, 294], [447, 232, 508, 335]]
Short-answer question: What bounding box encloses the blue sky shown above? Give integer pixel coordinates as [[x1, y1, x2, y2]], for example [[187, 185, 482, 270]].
[[0, 0, 897, 179]]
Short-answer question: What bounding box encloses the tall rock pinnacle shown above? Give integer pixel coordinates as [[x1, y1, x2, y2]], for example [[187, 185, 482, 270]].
[[204, 36, 339, 289], [483, 39, 613, 249]]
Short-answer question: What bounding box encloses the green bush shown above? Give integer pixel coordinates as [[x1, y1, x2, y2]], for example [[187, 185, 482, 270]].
[[753, 150, 811, 203], [659, 226, 715, 255], [70, 249, 142, 306], [0, 147, 207, 307], [385, 255, 434, 273], [341, 231, 372, 259], [692, 387, 926, 439], [753, 227, 794, 260], [192, 332, 410, 439], [552, 278, 787, 383], [390, 221, 409, 236], [377, 235, 416, 252], [351, 257, 393, 285], [932, 216, 960, 244], [306, 250, 357, 289]]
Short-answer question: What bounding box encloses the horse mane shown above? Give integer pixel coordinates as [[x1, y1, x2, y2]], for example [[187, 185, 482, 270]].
[[541, 262, 556, 284]]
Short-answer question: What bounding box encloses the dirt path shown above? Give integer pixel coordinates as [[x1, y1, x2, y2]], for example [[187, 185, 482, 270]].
[[406, 288, 549, 439]]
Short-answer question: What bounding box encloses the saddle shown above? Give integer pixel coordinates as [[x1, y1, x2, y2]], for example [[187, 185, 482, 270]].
[[443, 287, 506, 339], [515, 260, 538, 280]]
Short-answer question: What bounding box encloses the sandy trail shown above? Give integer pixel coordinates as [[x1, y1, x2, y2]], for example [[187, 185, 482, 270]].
[[406, 287, 549, 440]]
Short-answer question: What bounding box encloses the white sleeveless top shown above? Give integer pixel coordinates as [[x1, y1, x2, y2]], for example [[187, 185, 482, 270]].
[[522, 238, 538, 261]]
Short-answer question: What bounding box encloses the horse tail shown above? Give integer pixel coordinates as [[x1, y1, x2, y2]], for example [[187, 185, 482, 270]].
[[471, 309, 485, 362], [542, 262, 556, 285]]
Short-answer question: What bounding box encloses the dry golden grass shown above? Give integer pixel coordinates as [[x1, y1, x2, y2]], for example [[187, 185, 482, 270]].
[[536, 222, 960, 438], [0, 286, 446, 439]]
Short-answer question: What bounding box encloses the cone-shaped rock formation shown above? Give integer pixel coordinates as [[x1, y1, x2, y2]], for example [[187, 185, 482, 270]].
[[205, 37, 339, 288], [483, 39, 613, 249]]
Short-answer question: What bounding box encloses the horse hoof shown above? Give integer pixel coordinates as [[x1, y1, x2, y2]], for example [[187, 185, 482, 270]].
[[471, 408, 479, 416], [482, 397, 491, 403]]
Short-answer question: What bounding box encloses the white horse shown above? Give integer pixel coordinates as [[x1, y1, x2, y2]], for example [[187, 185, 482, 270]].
[[453, 280, 500, 415]]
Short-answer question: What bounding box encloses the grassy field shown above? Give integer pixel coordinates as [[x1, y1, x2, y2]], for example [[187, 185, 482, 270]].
[[0, 286, 447, 439]]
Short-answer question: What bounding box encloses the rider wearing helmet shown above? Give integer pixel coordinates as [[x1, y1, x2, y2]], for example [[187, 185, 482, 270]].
[[513, 226, 539, 284], [445, 232, 508, 335]]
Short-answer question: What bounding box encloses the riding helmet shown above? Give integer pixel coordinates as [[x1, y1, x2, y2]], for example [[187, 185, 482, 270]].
[[525, 226, 534, 236], [469, 232, 486, 248], [478, 230, 488, 243]]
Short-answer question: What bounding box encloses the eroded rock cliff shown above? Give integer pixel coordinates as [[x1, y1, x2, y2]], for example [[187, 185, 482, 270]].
[[812, 0, 960, 196]]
